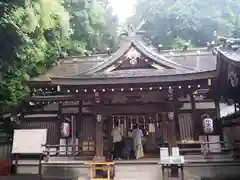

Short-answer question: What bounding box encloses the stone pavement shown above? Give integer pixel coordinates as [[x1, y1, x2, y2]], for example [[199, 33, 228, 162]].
[[76, 164, 240, 180], [2, 164, 240, 180]]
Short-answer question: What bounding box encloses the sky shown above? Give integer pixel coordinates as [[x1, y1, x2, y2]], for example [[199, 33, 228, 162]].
[[109, 0, 136, 22]]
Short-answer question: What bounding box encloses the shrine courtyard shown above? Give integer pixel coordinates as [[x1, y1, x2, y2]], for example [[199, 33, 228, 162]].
[[2, 164, 240, 180]]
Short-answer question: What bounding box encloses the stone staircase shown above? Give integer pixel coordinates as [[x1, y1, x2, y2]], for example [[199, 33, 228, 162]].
[[114, 165, 161, 180]]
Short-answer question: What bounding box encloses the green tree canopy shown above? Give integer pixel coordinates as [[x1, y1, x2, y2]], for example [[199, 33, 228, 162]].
[[129, 0, 240, 49], [62, 0, 119, 54], [0, 0, 70, 105], [0, 0, 119, 106]]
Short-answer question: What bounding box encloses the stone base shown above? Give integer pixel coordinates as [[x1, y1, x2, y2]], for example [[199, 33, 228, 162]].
[[93, 156, 106, 162]]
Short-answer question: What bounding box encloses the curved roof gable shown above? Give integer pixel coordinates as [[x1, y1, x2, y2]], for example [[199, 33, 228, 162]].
[[75, 39, 194, 76]]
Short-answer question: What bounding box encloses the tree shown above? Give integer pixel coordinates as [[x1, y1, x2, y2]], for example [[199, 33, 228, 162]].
[[232, 14, 240, 38], [0, 0, 119, 106], [62, 0, 119, 54], [0, 0, 70, 105], [129, 0, 240, 49]]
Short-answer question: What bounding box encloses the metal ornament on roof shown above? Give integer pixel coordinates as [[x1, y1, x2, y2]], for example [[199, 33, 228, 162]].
[[228, 65, 239, 87], [129, 58, 138, 65], [120, 20, 146, 39], [229, 71, 239, 87], [125, 47, 141, 65]]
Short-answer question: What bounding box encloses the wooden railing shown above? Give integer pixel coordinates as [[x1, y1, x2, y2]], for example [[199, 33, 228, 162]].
[[177, 141, 231, 153], [175, 141, 240, 157], [42, 144, 85, 159]]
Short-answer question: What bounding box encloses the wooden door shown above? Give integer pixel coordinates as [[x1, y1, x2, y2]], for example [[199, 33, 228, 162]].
[[78, 115, 96, 155], [178, 113, 193, 141]]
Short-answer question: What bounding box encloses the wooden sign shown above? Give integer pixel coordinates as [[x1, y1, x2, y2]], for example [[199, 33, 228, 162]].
[[172, 147, 180, 156], [170, 156, 184, 164], [160, 147, 169, 158], [160, 147, 170, 164], [12, 129, 47, 154]]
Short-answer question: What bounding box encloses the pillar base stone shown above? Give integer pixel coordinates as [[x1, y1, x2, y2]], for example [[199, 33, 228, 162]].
[[93, 156, 106, 162]]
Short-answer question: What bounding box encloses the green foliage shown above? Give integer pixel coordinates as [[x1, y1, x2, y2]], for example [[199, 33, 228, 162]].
[[130, 0, 240, 48], [63, 0, 119, 53], [0, 0, 119, 106], [0, 0, 69, 105], [232, 14, 240, 38]]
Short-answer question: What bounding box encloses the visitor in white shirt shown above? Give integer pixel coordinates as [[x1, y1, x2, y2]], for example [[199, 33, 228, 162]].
[[111, 122, 122, 159]]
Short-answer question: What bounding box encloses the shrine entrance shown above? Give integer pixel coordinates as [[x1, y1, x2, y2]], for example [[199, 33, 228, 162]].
[[104, 113, 170, 156]]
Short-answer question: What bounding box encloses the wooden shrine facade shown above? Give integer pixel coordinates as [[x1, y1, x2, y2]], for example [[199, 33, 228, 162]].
[[19, 38, 221, 158], [212, 37, 240, 155]]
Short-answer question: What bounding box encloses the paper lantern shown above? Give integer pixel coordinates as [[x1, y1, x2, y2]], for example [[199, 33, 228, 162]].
[[168, 112, 174, 121], [97, 114, 102, 123], [61, 122, 70, 137], [203, 118, 213, 133]]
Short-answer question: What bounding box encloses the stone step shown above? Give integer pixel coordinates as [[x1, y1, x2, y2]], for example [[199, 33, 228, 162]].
[[114, 165, 160, 179], [115, 164, 159, 172]]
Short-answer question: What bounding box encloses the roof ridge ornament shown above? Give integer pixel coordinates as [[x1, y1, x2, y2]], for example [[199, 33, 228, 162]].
[[121, 20, 146, 39], [128, 24, 136, 38], [218, 36, 240, 51]]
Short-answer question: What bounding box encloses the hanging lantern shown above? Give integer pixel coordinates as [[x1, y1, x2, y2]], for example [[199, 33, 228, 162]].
[[61, 122, 71, 138], [97, 114, 102, 123], [202, 117, 214, 133], [168, 112, 174, 121]]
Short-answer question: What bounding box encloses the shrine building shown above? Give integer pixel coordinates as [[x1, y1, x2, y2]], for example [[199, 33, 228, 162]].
[[19, 34, 220, 158], [211, 37, 240, 157]]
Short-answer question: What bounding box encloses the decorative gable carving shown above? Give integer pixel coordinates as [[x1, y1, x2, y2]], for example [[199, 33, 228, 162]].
[[104, 45, 167, 72]]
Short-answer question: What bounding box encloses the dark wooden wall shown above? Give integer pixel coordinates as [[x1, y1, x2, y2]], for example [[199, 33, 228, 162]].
[[20, 117, 60, 145]]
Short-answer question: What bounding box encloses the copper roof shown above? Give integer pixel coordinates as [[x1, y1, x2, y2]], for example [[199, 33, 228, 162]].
[[30, 39, 217, 83], [217, 37, 240, 67], [218, 48, 240, 67], [31, 55, 106, 81]]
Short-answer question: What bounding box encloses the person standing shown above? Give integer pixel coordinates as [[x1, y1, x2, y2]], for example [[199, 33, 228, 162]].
[[122, 130, 134, 160], [132, 124, 144, 159], [111, 122, 122, 160]]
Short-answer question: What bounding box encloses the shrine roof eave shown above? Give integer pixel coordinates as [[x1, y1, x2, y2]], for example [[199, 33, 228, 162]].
[[50, 70, 216, 86], [218, 48, 240, 68]]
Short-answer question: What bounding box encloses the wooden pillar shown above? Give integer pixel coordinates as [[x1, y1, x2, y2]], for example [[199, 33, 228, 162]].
[[168, 89, 177, 155], [174, 102, 180, 142], [215, 100, 223, 141], [95, 114, 104, 160], [190, 94, 198, 140], [234, 102, 237, 114], [75, 100, 82, 156], [59, 103, 67, 156], [215, 100, 220, 119], [71, 115, 76, 156]]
